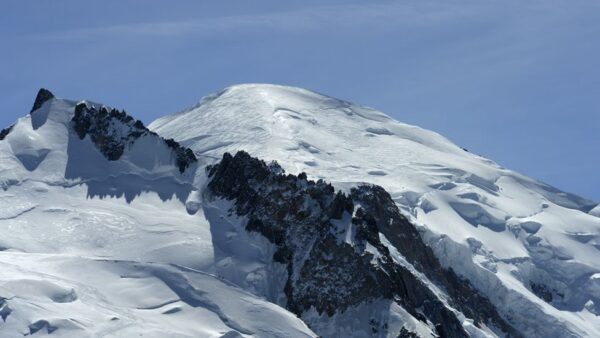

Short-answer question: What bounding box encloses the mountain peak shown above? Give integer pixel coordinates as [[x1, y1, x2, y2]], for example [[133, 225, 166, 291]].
[[150, 83, 600, 336], [149, 83, 465, 175], [30, 88, 55, 113], [1, 85, 599, 337]]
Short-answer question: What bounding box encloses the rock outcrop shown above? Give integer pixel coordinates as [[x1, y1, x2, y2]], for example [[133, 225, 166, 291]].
[[30, 88, 55, 113], [0, 125, 13, 141], [71, 102, 196, 173], [207, 151, 522, 337]]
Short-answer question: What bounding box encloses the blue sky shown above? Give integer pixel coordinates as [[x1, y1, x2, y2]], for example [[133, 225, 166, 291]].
[[1, 0, 599, 201]]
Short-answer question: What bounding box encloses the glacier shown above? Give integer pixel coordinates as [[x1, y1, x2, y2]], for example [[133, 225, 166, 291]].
[[0, 84, 598, 337]]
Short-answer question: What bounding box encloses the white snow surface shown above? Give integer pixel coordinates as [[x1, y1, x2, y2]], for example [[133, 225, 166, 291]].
[[0, 96, 315, 337], [151, 84, 600, 337], [0, 83, 598, 337]]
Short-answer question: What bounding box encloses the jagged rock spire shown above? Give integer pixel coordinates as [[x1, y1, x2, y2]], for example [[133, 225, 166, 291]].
[[30, 88, 55, 113]]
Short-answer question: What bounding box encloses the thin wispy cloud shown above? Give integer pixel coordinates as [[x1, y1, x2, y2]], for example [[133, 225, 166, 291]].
[[24, 2, 499, 41], [1, 0, 598, 199]]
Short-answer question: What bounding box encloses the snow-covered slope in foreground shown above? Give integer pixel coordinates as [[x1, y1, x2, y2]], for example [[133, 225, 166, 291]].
[[0, 90, 316, 337], [151, 84, 600, 337]]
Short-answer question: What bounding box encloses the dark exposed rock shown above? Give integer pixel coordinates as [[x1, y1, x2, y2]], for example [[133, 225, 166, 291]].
[[72, 103, 125, 160], [293, 234, 384, 316], [530, 282, 557, 303], [28, 319, 58, 335], [351, 184, 523, 338], [352, 207, 381, 247], [207, 153, 378, 315], [71, 102, 197, 173], [350, 206, 470, 338], [207, 151, 523, 337], [0, 298, 12, 322], [369, 318, 390, 334], [30, 88, 55, 113], [164, 138, 197, 174], [0, 124, 13, 141], [398, 327, 421, 338]]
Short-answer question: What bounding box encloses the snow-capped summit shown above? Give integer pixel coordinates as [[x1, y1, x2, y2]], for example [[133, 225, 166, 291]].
[[152, 84, 600, 337], [0, 85, 598, 337]]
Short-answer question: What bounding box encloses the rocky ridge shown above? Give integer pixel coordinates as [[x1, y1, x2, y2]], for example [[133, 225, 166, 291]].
[[71, 100, 197, 173], [207, 151, 522, 337]]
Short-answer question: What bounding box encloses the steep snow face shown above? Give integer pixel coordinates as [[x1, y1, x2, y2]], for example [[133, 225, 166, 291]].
[[0, 91, 316, 337], [151, 84, 600, 337]]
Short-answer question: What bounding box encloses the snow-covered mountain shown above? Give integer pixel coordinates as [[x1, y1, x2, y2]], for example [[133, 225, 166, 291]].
[[1, 85, 599, 337]]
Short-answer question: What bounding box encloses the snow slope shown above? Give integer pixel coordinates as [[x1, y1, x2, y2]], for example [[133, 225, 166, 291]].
[[0, 92, 316, 337], [1, 84, 599, 337], [151, 84, 600, 337]]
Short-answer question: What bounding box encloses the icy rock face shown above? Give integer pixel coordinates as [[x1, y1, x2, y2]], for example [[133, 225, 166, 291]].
[[351, 185, 520, 337], [0, 298, 12, 322], [206, 151, 519, 337], [72, 102, 196, 173], [30, 88, 54, 113], [399, 327, 421, 338], [0, 125, 12, 141]]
